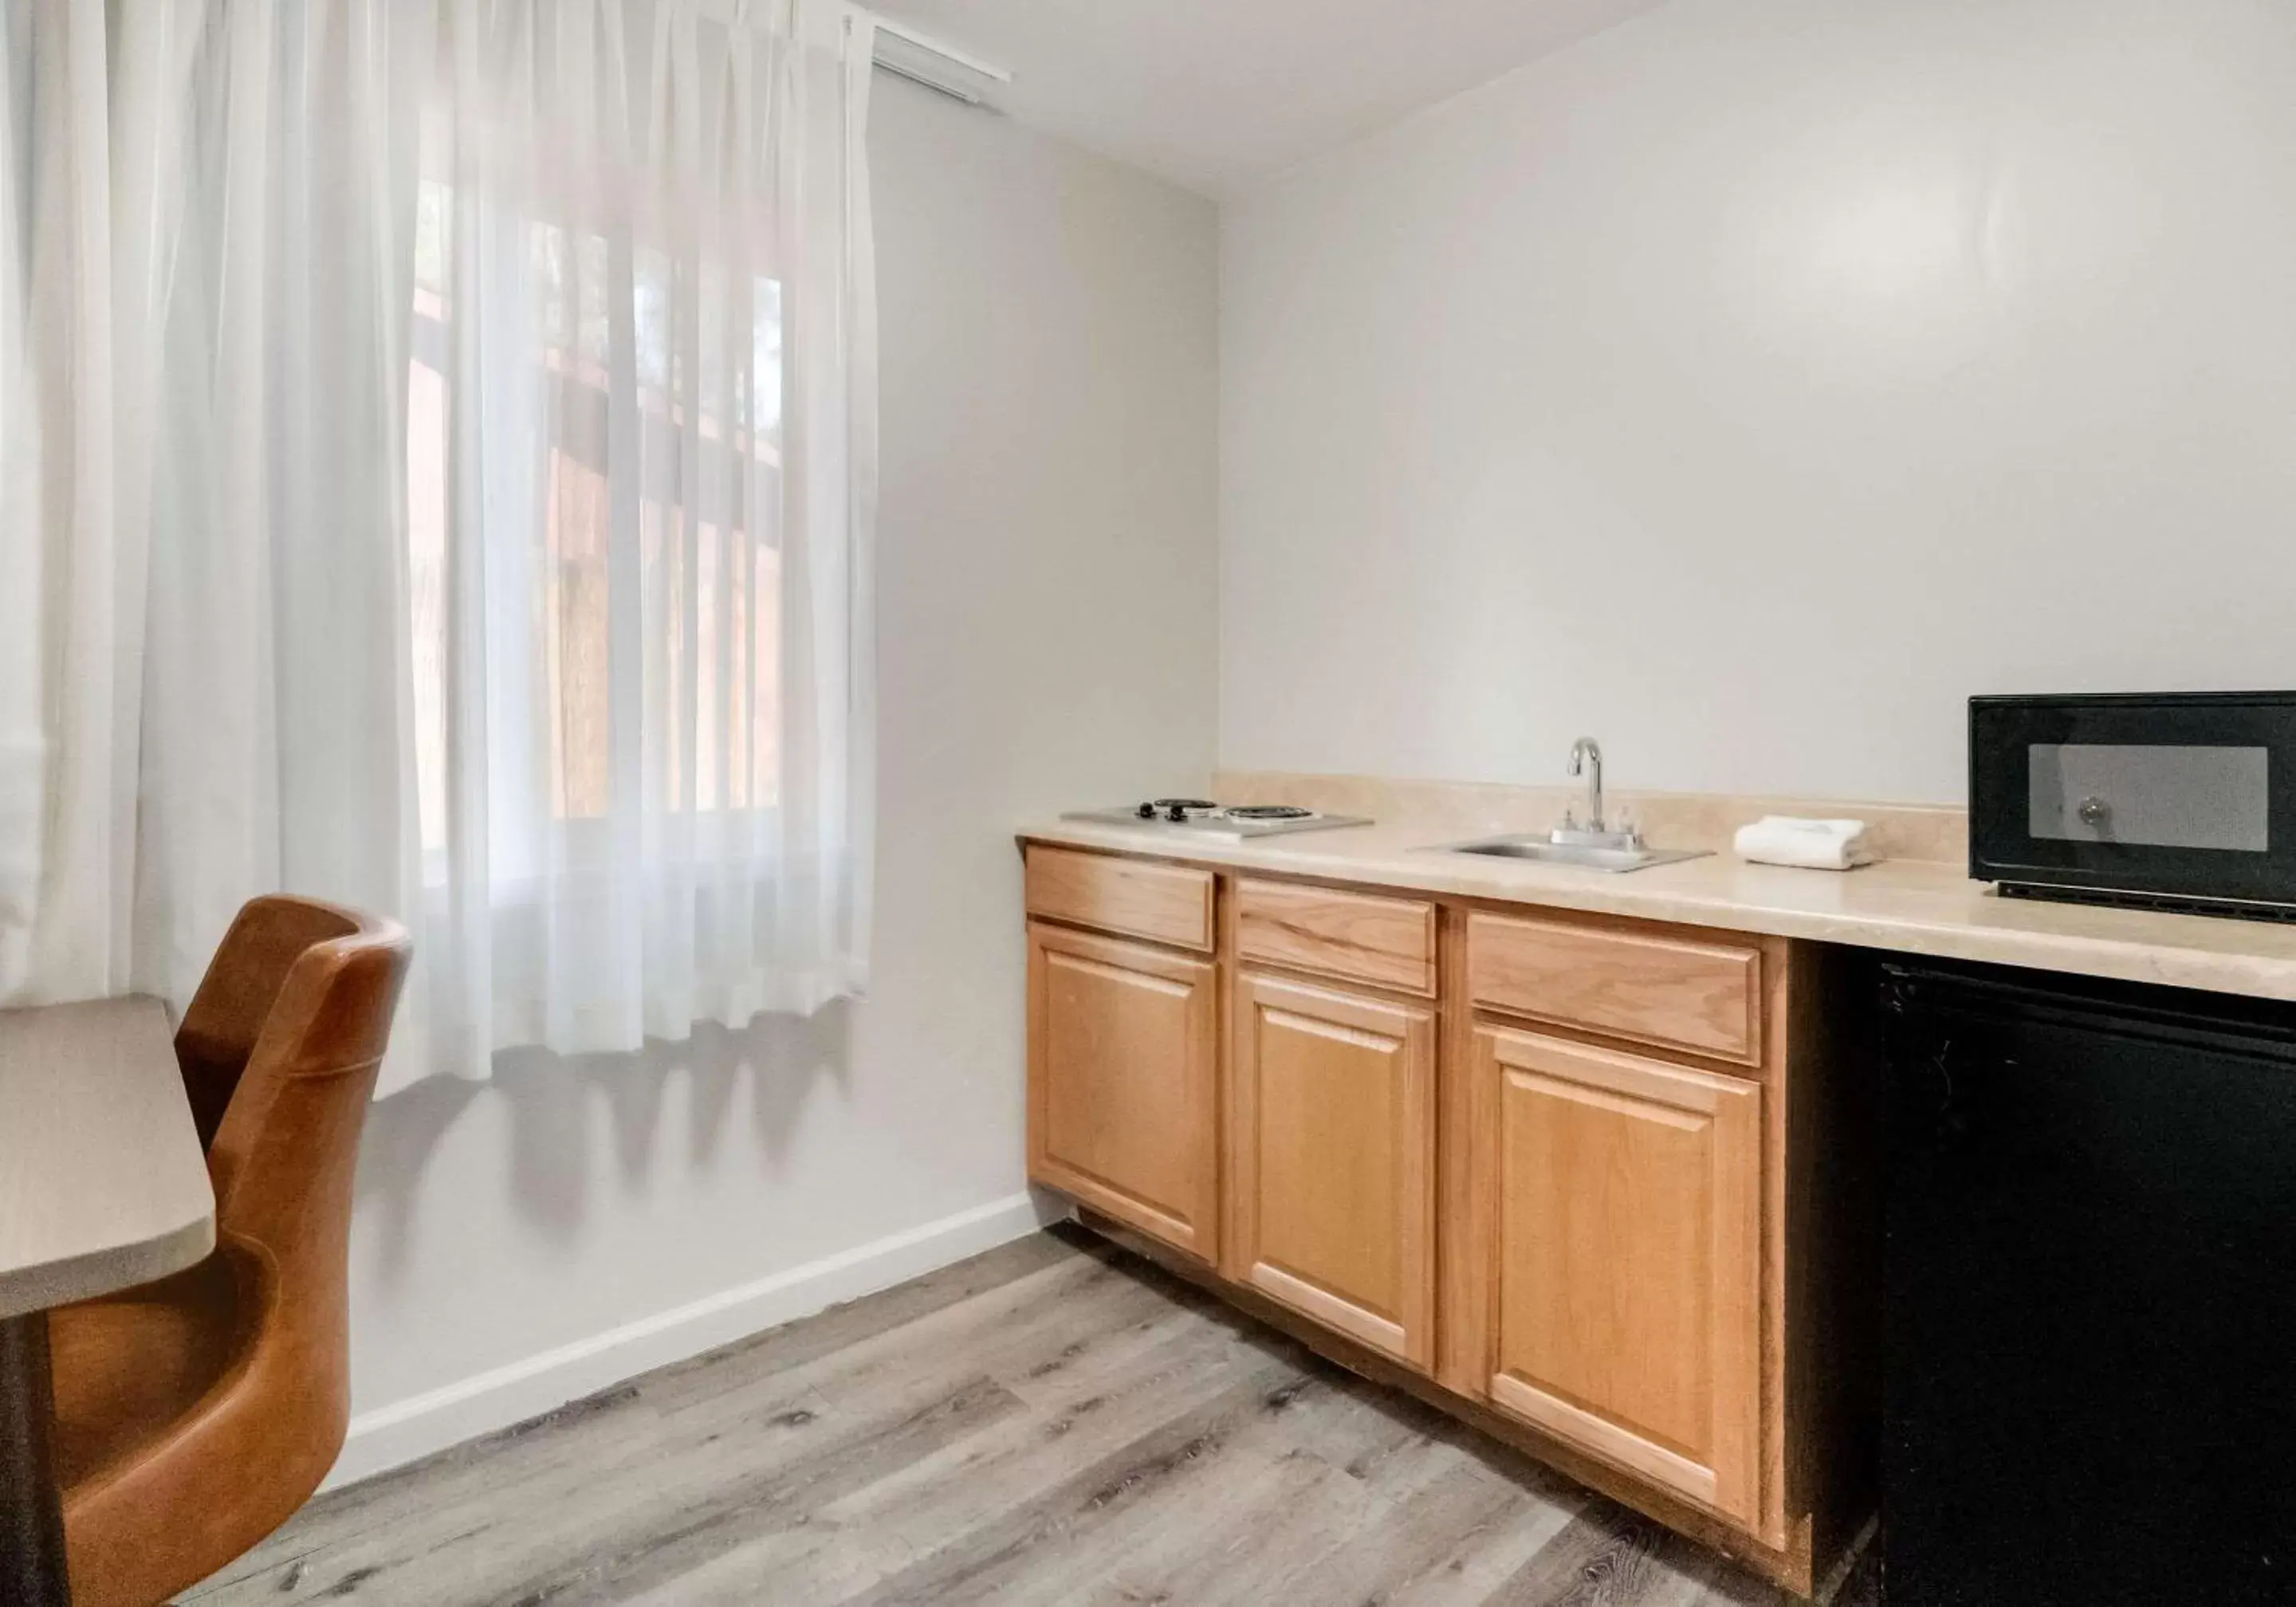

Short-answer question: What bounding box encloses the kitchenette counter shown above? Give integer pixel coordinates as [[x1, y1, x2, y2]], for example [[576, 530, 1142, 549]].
[[1019, 814, 2296, 1004]]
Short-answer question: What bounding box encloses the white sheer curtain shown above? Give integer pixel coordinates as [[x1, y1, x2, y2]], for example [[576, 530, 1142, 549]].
[[399, 0, 878, 1088], [132, 0, 435, 1017], [0, 0, 879, 1094], [2, 0, 440, 1010], [0, 0, 174, 1001]]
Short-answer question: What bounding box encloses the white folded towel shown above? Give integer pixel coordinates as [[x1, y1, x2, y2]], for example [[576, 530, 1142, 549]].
[[1732, 815, 1876, 871]]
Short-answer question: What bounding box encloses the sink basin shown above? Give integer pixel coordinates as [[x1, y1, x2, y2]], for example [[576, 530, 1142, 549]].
[[1430, 835, 1712, 874]]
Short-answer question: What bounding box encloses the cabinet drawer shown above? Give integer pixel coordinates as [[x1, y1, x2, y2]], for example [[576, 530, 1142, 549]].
[[1236, 879, 1436, 996], [1468, 911, 1761, 1067], [1025, 847, 1213, 952]]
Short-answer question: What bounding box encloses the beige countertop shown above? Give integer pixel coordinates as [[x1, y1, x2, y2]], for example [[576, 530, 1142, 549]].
[[1020, 815, 2296, 1004], [0, 996, 216, 1321]]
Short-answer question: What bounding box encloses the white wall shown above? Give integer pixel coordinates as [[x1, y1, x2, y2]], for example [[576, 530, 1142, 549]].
[[336, 76, 1219, 1479], [1221, 0, 2296, 805]]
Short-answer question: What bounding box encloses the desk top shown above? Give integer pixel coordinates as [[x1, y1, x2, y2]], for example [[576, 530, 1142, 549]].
[[0, 996, 216, 1322]]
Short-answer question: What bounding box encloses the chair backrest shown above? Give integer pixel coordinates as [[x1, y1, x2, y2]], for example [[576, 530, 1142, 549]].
[[185, 898, 411, 1251], [175, 897, 370, 1150]]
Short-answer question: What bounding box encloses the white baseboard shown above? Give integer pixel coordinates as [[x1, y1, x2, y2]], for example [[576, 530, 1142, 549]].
[[326, 1190, 1063, 1490]]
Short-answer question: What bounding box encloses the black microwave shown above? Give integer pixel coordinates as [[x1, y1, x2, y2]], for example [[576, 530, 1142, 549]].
[[1970, 693, 2296, 921]]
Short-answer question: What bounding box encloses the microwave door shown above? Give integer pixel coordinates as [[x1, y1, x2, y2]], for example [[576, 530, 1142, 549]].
[[1970, 693, 2296, 916], [2027, 743, 2270, 852]]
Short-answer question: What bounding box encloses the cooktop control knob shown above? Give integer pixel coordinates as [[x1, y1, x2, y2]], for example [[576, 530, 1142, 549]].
[[1166, 804, 1188, 822], [1135, 802, 1157, 819]]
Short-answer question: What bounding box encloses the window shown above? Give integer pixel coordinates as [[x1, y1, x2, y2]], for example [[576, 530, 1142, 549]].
[[404, 177, 788, 882]]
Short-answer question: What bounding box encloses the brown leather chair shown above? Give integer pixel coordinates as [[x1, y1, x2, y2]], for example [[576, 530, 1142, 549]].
[[49, 897, 411, 1607]]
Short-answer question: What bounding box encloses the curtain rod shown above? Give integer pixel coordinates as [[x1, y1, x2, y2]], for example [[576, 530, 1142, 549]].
[[871, 17, 1008, 106], [686, 3, 1009, 107]]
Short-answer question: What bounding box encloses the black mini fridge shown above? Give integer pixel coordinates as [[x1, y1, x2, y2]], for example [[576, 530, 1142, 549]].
[[1880, 958, 2296, 1605]]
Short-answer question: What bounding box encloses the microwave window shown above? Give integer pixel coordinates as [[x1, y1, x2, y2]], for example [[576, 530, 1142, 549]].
[[2028, 744, 2268, 852]]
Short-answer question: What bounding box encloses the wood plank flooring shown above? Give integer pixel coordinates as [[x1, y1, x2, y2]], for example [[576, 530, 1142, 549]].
[[185, 1224, 1878, 1606]]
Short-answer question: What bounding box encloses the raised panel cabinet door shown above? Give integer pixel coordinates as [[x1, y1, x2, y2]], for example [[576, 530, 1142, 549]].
[[1478, 1026, 1765, 1527], [1028, 922, 1219, 1260], [1229, 972, 1437, 1367]]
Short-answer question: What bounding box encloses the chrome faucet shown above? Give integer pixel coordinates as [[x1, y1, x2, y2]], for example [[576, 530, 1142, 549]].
[[1552, 737, 1641, 851], [1568, 737, 1604, 831]]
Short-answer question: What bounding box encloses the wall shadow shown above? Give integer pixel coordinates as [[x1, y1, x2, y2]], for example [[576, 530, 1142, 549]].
[[351, 1071, 484, 1283], [353, 1000, 856, 1287]]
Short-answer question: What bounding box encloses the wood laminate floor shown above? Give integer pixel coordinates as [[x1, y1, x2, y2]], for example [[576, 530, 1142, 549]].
[[186, 1224, 1879, 1606]]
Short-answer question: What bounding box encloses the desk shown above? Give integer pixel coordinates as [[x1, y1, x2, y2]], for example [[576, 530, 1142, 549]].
[[0, 997, 215, 1605]]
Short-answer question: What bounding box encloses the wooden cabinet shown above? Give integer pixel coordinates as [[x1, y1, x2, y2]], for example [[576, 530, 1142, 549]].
[[1471, 1025, 1767, 1530], [1027, 921, 1218, 1259], [1226, 972, 1436, 1367], [1020, 842, 1862, 1596]]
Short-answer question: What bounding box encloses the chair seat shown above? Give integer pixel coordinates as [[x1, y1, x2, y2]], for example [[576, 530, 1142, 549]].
[[51, 1251, 244, 1491]]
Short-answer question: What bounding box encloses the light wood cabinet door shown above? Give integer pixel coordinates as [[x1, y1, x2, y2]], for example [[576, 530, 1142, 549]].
[[1229, 972, 1436, 1367], [1028, 922, 1218, 1259], [1476, 1026, 1765, 1526]]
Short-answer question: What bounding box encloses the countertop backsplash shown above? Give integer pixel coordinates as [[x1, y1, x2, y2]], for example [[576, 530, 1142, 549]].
[[1214, 771, 1968, 866]]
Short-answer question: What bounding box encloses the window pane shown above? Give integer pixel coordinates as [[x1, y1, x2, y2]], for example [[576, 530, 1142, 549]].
[[404, 178, 789, 847]]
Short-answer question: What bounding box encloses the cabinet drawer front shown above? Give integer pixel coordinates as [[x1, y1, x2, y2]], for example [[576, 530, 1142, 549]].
[[1026, 847, 1213, 952], [1236, 879, 1436, 996], [1481, 1027, 1766, 1529], [1468, 911, 1761, 1067]]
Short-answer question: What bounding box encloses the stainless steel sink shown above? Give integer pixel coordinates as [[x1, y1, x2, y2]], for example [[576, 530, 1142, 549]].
[[1430, 835, 1712, 873]]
